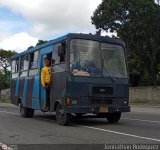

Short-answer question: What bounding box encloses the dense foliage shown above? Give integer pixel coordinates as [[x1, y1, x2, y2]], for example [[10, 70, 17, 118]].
[[0, 49, 17, 90], [92, 0, 160, 86]]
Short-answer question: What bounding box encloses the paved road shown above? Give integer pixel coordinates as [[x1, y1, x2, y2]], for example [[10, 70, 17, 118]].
[[0, 103, 160, 148]]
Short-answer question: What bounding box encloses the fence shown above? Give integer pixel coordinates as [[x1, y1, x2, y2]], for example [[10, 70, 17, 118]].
[[0, 89, 10, 102], [129, 86, 160, 104]]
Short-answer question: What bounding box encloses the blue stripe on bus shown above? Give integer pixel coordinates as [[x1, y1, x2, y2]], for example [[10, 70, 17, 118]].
[[32, 76, 40, 109], [15, 79, 19, 96], [22, 78, 28, 107]]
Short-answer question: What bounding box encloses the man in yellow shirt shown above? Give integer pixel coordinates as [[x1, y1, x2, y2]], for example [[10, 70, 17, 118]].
[[41, 58, 51, 110]]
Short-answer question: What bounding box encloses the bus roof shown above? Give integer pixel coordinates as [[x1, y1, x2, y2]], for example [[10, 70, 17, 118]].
[[11, 33, 125, 59]]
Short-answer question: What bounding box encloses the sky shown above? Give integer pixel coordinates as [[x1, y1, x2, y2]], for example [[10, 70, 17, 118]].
[[0, 0, 104, 52]]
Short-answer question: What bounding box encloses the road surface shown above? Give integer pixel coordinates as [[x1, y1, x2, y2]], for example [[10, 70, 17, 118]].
[[0, 103, 160, 149]]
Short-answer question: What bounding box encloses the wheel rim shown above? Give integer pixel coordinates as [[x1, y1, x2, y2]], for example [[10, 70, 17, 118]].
[[57, 109, 64, 119], [56, 105, 65, 123]]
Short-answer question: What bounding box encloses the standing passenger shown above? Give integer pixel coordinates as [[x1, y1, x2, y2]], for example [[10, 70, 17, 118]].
[[41, 58, 51, 110]]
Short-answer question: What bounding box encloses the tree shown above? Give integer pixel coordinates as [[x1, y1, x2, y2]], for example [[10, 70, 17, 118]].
[[36, 40, 48, 46], [0, 49, 17, 75], [27, 40, 48, 50], [0, 49, 17, 99], [92, 0, 160, 86], [128, 58, 141, 87], [27, 46, 34, 50]]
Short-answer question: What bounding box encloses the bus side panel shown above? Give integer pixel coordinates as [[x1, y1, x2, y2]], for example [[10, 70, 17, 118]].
[[31, 76, 40, 110], [15, 78, 19, 98], [22, 78, 28, 107], [10, 79, 18, 105], [40, 84, 46, 109], [18, 78, 25, 99], [25, 77, 34, 108], [50, 71, 66, 110]]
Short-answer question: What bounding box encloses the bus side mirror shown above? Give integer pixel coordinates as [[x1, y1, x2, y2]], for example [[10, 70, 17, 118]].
[[58, 46, 65, 57]]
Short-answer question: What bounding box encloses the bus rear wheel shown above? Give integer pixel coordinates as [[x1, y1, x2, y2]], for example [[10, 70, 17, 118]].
[[106, 112, 121, 123], [56, 103, 70, 126], [19, 102, 34, 118]]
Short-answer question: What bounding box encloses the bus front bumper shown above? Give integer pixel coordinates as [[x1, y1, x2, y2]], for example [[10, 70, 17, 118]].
[[67, 105, 130, 114]]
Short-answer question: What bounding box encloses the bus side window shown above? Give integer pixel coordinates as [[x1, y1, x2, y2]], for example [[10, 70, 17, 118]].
[[20, 55, 29, 71], [11, 60, 16, 74], [29, 50, 39, 76], [53, 41, 66, 64], [11, 58, 19, 78], [29, 51, 39, 69], [24, 55, 29, 70], [53, 44, 60, 64], [15, 58, 19, 73], [20, 54, 29, 77], [59, 41, 66, 63]]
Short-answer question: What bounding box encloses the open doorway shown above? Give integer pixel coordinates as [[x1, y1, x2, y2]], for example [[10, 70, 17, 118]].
[[40, 52, 52, 111]]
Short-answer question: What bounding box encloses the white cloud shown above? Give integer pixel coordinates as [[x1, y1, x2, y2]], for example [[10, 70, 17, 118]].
[[0, 0, 102, 51], [0, 0, 102, 37], [0, 20, 29, 41], [0, 32, 38, 52]]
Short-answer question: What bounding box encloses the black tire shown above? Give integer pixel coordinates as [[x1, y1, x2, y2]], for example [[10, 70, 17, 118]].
[[106, 113, 121, 123], [19, 103, 34, 118], [56, 103, 70, 125]]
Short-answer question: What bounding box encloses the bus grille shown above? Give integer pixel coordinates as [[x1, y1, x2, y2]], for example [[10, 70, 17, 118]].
[[92, 87, 113, 95]]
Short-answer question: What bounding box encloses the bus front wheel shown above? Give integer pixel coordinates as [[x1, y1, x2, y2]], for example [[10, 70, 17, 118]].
[[56, 103, 70, 126], [106, 112, 121, 123], [19, 102, 34, 118]]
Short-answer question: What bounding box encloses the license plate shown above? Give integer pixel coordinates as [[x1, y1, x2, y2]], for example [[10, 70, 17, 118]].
[[100, 107, 108, 113]]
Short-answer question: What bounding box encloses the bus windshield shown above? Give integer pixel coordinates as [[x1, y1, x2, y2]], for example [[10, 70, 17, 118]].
[[70, 39, 127, 78], [70, 39, 101, 77], [101, 43, 128, 78]]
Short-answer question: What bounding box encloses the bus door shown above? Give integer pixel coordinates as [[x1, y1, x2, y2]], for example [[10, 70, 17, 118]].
[[40, 53, 52, 109], [50, 42, 67, 110]]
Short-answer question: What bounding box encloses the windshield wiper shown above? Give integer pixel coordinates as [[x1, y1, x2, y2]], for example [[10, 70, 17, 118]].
[[102, 60, 116, 82]]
